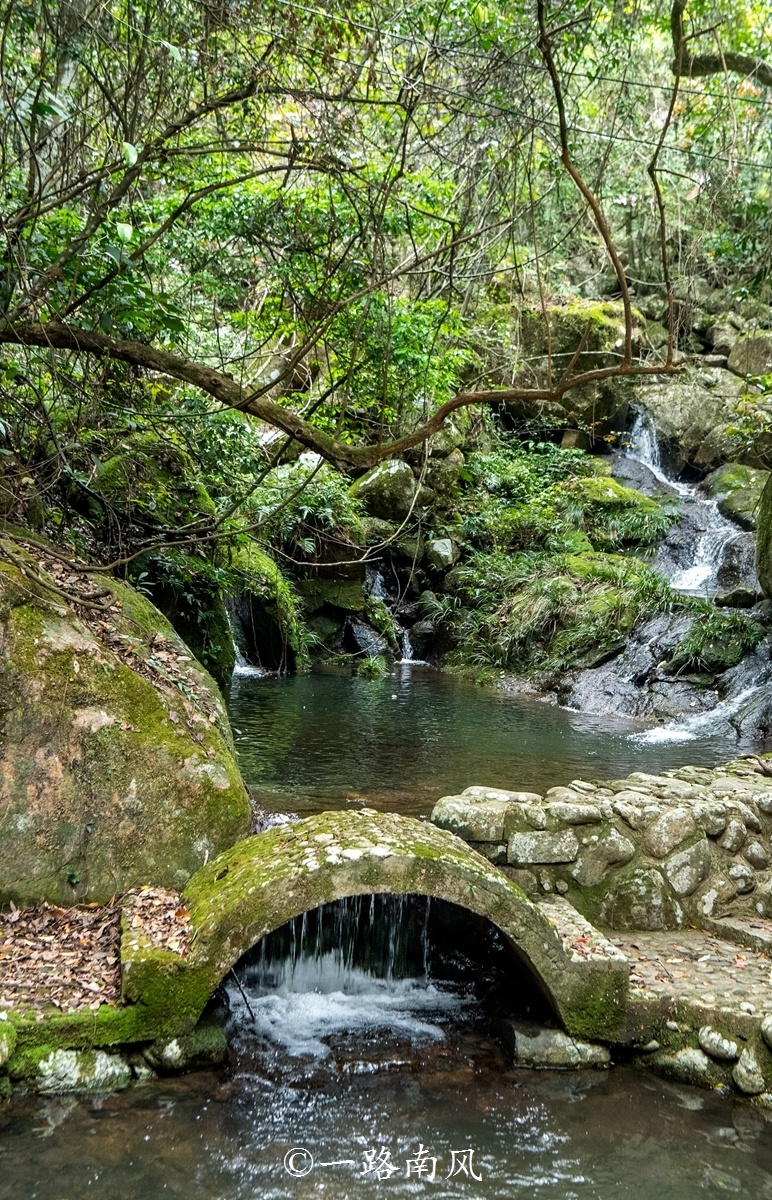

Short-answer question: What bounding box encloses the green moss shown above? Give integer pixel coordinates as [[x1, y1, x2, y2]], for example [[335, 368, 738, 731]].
[[95, 431, 216, 525], [665, 607, 766, 675]]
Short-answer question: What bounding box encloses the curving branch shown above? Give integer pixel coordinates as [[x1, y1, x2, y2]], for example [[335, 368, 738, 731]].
[[671, 0, 772, 87], [0, 317, 680, 470]]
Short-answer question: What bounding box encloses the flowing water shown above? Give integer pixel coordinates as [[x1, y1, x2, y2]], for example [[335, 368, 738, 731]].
[[622, 412, 753, 597], [4, 419, 772, 1195], [228, 668, 762, 816], [4, 893, 772, 1199]]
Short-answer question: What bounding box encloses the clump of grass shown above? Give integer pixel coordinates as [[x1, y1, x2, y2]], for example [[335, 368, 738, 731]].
[[665, 607, 766, 675], [439, 549, 676, 672], [356, 654, 389, 678]]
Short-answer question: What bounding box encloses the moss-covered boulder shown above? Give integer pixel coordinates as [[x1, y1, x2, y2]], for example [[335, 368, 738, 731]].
[[0, 541, 251, 906], [756, 476, 772, 600], [228, 542, 305, 672], [93, 431, 215, 526], [727, 334, 772, 379], [350, 461, 417, 521], [514, 300, 644, 430], [703, 463, 770, 530]]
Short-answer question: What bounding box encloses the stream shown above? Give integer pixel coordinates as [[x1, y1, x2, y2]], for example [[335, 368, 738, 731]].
[[3, 418, 772, 1196]]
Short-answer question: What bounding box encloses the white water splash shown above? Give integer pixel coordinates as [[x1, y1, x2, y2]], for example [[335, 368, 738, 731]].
[[630, 686, 765, 745], [626, 412, 743, 595]]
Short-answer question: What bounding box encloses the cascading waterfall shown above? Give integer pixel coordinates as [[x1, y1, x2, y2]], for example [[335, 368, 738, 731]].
[[227, 895, 467, 1061], [626, 411, 745, 595]]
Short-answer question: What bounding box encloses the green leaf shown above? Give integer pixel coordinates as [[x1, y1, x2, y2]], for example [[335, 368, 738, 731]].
[[116, 222, 133, 242], [122, 141, 138, 167], [161, 40, 183, 62]]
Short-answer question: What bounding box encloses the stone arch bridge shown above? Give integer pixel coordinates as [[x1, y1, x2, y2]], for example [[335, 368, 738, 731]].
[[121, 809, 629, 1043]]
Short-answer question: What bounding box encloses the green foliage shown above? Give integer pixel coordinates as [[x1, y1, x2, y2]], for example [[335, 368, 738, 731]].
[[356, 654, 389, 678], [665, 608, 766, 675], [442, 549, 675, 672]]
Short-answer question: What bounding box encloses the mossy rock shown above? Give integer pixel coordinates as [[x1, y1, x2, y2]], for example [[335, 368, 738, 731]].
[[134, 551, 235, 692], [703, 462, 770, 531], [0, 541, 251, 905], [757, 476, 772, 601], [229, 541, 306, 671], [94, 430, 216, 526], [561, 476, 672, 548], [349, 460, 417, 521]]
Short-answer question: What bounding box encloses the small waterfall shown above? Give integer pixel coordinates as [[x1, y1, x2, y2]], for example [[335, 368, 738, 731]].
[[227, 895, 465, 1061], [226, 599, 266, 677], [626, 411, 745, 596], [631, 685, 767, 744]]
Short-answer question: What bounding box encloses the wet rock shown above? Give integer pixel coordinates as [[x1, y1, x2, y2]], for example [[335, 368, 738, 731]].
[[570, 828, 636, 887], [599, 867, 683, 930], [143, 1022, 228, 1074], [36, 1049, 132, 1094], [350, 460, 417, 521], [718, 819, 747, 854], [702, 463, 769, 531], [662, 839, 711, 897], [644, 808, 697, 858], [635, 367, 745, 471], [706, 319, 740, 357], [503, 1021, 610, 1069], [345, 618, 388, 658], [425, 538, 459, 571], [728, 333, 772, 379], [406, 619, 434, 660], [715, 587, 760, 608], [733, 1048, 767, 1095], [507, 830, 579, 866], [698, 1026, 739, 1062], [650, 1047, 728, 1088]]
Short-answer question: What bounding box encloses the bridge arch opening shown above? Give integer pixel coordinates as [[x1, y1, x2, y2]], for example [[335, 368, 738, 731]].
[[216, 894, 557, 1073]]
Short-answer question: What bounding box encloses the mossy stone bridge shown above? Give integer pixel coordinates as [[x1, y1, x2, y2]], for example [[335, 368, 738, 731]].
[[121, 809, 629, 1043]]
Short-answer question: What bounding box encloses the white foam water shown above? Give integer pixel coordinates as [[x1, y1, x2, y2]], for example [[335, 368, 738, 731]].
[[229, 966, 468, 1059], [630, 685, 765, 745], [626, 412, 743, 595]]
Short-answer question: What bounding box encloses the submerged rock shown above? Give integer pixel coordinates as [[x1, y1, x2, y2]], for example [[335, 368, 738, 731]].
[[503, 1020, 610, 1069], [34, 1049, 132, 1094]]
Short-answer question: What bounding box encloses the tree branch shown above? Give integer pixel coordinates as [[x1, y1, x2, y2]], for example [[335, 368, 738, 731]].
[[671, 0, 772, 86]]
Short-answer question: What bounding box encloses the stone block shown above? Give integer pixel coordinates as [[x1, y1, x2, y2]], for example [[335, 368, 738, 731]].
[[546, 803, 602, 825], [745, 841, 770, 870], [507, 830, 579, 866], [662, 838, 711, 897], [503, 1021, 610, 1069], [644, 807, 696, 858], [599, 867, 683, 931], [570, 828, 636, 888], [431, 796, 512, 842], [461, 786, 541, 804]]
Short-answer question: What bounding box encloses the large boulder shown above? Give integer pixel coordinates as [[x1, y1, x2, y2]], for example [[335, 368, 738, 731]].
[[703, 463, 770, 530], [635, 367, 746, 471], [728, 334, 772, 379], [0, 540, 251, 906], [349, 460, 417, 521], [511, 300, 644, 431]]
